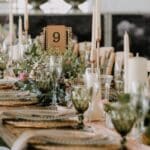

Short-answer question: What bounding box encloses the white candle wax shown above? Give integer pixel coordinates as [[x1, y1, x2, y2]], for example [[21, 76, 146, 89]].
[[124, 32, 130, 93], [90, 0, 96, 63], [96, 42, 100, 70], [95, 0, 101, 41], [95, 0, 101, 70], [18, 17, 22, 45], [24, 0, 29, 34], [128, 56, 147, 93], [9, 0, 13, 46]]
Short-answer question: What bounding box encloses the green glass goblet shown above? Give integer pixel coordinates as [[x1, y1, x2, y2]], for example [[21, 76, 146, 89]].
[[72, 85, 92, 129], [109, 103, 136, 150]]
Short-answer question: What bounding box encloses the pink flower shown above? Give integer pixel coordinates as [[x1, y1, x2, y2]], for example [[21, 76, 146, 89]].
[[19, 72, 28, 81]]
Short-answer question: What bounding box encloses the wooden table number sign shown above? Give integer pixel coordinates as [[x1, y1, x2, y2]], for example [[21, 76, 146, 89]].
[[45, 25, 72, 54]]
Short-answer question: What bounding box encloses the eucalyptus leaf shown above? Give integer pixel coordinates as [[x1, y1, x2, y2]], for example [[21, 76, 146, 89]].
[[118, 93, 131, 103]]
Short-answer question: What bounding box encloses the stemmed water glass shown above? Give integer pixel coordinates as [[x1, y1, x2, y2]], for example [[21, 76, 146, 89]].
[[72, 84, 92, 130], [130, 82, 150, 138], [49, 55, 62, 109], [108, 102, 137, 150]]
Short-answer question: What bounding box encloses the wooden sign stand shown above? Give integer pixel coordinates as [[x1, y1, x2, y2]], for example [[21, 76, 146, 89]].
[[44, 25, 72, 54]]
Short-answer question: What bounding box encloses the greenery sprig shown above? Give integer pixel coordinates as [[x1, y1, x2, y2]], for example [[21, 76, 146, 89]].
[[62, 48, 86, 80], [104, 93, 131, 113]]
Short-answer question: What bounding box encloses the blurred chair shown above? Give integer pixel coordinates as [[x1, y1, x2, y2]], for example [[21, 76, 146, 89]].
[[79, 42, 91, 53], [78, 42, 115, 75], [99, 47, 115, 75], [78, 41, 91, 59]]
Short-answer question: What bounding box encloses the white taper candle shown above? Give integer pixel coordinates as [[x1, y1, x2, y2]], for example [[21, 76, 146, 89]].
[[18, 17, 23, 45], [95, 0, 101, 41], [95, 0, 101, 70], [124, 32, 130, 93], [9, 0, 13, 46], [90, 0, 96, 63], [24, 0, 29, 34]]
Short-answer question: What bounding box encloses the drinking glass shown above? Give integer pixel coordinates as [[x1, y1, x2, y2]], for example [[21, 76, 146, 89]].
[[114, 52, 124, 82], [84, 67, 100, 89], [109, 103, 137, 150], [100, 75, 113, 100], [130, 82, 149, 138], [143, 81, 150, 115], [100, 75, 113, 128], [83, 67, 106, 122], [114, 53, 124, 92], [115, 80, 124, 93], [72, 84, 92, 129], [49, 55, 62, 109], [35, 66, 52, 106]]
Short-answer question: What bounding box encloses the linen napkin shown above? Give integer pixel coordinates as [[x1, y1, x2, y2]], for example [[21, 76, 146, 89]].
[[2, 106, 77, 129], [11, 129, 113, 150]]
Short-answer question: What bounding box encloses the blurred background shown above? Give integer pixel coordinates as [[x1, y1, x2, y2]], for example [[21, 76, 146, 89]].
[[0, 0, 150, 58]]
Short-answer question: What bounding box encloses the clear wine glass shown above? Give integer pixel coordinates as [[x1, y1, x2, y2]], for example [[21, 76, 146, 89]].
[[49, 55, 62, 109], [100, 75, 113, 100], [84, 67, 100, 89], [72, 84, 92, 130], [100, 75, 113, 128]]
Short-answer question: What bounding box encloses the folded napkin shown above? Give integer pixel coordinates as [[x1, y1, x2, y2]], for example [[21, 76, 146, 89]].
[[0, 97, 38, 107], [2, 107, 77, 128], [3, 119, 78, 129], [3, 106, 76, 120], [11, 129, 114, 150], [0, 79, 17, 90], [11, 125, 150, 150], [0, 90, 31, 97], [0, 90, 38, 106]]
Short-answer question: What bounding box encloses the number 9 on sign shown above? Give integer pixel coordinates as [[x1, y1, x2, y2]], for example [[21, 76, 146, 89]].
[[53, 32, 60, 43], [46, 25, 67, 53]]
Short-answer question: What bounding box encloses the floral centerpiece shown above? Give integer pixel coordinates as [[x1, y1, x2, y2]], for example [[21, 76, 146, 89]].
[[14, 37, 86, 106], [62, 48, 85, 80], [14, 38, 50, 104]]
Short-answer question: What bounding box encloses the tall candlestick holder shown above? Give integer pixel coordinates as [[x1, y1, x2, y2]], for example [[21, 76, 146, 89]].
[[96, 39, 101, 71], [85, 39, 105, 122]]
